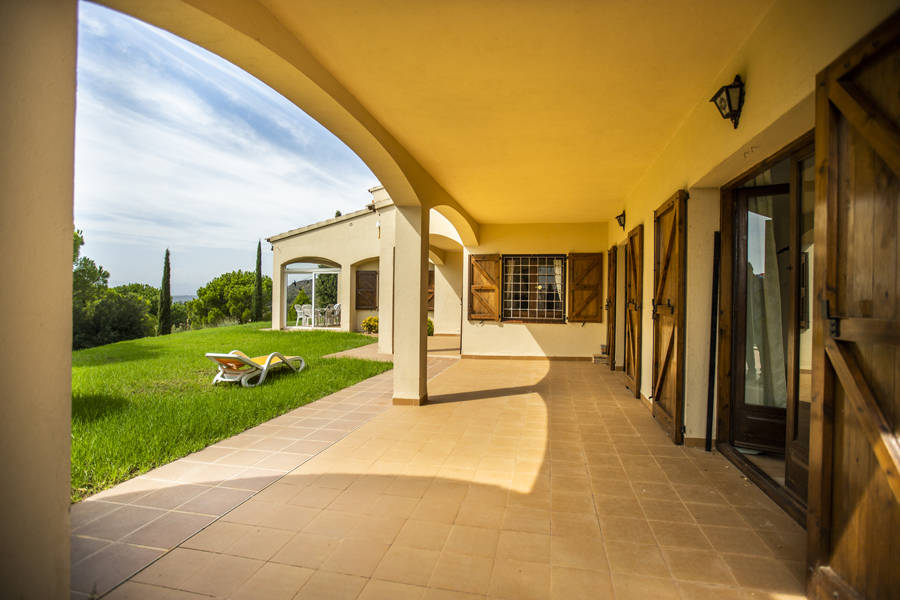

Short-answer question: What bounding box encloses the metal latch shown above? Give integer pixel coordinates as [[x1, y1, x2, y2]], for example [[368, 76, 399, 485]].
[[822, 299, 840, 338]]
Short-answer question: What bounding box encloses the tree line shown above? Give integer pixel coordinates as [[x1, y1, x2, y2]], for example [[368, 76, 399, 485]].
[[73, 231, 271, 349]]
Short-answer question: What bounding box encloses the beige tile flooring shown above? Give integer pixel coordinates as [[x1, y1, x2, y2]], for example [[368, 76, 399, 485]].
[[78, 359, 807, 599]]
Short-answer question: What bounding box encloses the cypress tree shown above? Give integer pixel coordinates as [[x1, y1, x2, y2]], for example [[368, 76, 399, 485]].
[[157, 249, 172, 335], [252, 240, 263, 322]]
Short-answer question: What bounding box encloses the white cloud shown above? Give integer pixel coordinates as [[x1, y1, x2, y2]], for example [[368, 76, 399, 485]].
[[74, 1, 379, 294]]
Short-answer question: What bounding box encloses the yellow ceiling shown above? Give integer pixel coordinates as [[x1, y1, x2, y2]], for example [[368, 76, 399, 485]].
[[261, 0, 774, 224]]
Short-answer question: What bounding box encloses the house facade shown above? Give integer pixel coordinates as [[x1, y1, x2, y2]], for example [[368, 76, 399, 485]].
[[5, 1, 900, 597]]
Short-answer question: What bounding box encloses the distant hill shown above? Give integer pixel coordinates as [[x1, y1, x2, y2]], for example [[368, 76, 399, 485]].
[[286, 279, 312, 302], [172, 294, 196, 304]]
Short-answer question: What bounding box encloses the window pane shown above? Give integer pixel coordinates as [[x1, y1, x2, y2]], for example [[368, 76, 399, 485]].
[[501, 255, 565, 322]]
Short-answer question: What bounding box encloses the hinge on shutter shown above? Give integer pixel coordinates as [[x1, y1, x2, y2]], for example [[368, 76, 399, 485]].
[[822, 300, 840, 338]]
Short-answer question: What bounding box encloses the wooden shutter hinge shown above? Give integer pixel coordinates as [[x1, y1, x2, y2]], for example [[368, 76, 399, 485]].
[[822, 299, 841, 338]]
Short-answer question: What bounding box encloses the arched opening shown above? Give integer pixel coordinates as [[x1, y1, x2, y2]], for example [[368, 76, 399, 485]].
[[282, 258, 341, 328]]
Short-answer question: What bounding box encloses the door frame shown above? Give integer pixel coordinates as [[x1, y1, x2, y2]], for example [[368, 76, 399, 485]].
[[624, 224, 644, 398], [606, 245, 617, 371], [651, 190, 688, 444], [715, 131, 815, 526]]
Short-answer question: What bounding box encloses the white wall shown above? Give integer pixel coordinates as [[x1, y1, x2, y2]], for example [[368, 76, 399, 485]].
[[683, 189, 720, 440], [434, 251, 463, 334], [461, 223, 608, 358]]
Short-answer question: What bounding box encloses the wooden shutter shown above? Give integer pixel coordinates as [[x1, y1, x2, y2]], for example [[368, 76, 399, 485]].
[[651, 190, 687, 444], [427, 270, 435, 311], [468, 254, 500, 321], [808, 13, 900, 600], [624, 225, 644, 398], [355, 270, 378, 310], [567, 253, 604, 322]]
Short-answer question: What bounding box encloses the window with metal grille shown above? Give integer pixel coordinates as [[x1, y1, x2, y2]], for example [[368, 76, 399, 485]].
[[501, 255, 566, 322]]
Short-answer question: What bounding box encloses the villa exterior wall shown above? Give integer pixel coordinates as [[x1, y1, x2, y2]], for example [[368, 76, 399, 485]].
[[461, 223, 608, 358], [433, 250, 463, 335]]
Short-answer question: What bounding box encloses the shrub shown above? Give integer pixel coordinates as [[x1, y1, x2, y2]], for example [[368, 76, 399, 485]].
[[362, 316, 378, 334], [73, 289, 154, 349], [427, 318, 434, 336]]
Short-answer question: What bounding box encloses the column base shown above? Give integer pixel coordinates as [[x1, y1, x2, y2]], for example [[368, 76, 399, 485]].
[[393, 395, 428, 406]]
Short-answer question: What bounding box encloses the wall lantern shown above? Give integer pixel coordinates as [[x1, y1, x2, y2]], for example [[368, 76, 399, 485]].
[[710, 75, 745, 129], [615, 211, 626, 231]]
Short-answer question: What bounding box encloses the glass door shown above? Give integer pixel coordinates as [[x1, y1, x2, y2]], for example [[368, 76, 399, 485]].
[[733, 185, 791, 453]]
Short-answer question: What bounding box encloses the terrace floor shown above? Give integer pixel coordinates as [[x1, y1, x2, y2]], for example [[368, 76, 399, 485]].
[[74, 359, 807, 600]]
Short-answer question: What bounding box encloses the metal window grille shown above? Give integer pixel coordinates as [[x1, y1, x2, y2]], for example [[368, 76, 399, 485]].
[[501, 255, 566, 322]]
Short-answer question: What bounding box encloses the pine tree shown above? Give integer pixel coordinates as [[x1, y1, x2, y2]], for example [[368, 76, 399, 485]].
[[252, 240, 263, 322], [157, 249, 172, 335]]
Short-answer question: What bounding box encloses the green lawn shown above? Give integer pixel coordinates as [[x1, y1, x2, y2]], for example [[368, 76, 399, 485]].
[[71, 323, 391, 502]]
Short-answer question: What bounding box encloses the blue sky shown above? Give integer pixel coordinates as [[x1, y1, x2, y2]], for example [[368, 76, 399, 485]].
[[75, 2, 379, 294]]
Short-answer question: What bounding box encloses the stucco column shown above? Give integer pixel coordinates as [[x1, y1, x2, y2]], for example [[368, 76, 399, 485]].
[[271, 250, 284, 329], [339, 263, 352, 330], [0, 1, 76, 597], [377, 212, 395, 354], [392, 204, 429, 404]]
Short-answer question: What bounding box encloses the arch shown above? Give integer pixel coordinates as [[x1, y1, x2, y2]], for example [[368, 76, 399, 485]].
[[99, 0, 458, 211], [432, 204, 479, 247], [282, 256, 341, 270]]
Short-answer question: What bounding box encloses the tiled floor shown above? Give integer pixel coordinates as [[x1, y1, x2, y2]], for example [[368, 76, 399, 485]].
[[79, 359, 808, 599]]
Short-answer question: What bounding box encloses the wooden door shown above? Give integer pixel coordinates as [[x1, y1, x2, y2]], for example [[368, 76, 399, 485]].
[[651, 191, 687, 444], [624, 225, 643, 398], [607, 245, 617, 370], [808, 12, 900, 599]]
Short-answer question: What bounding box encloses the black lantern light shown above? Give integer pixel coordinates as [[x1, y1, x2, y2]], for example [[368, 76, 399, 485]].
[[615, 211, 626, 231], [710, 75, 745, 129]]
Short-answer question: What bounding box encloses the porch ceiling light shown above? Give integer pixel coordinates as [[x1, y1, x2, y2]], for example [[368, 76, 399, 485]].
[[615, 211, 626, 231], [710, 75, 745, 129]]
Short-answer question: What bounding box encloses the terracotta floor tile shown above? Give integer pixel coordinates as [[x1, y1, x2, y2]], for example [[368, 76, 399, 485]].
[[421, 588, 483, 600], [496, 530, 550, 563], [428, 552, 493, 595], [600, 516, 655, 544], [271, 532, 340, 568], [123, 512, 216, 549], [411, 499, 462, 524], [73, 505, 166, 541], [639, 498, 694, 522], [303, 510, 362, 537], [178, 487, 253, 516], [133, 484, 211, 510], [551, 566, 614, 600], [686, 502, 747, 527], [131, 547, 216, 588], [321, 536, 391, 577], [230, 562, 313, 600], [290, 485, 343, 509], [702, 525, 772, 556], [225, 525, 294, 560], [179, 552, 263, 597], [593, 494, 644, 519], [444, 524, 499, 557], [489, 558, 551, 600], [71, 536, 110, 566], [550, 511, 601, 537], [374, 545, 440, 586], [358, 579, 426, 600], [294, 570, 368, 600], [677, 581, 757, 600], [455, 502, 505, 529], [605, 541, 669, 577], [721, 554, 805, 593], [255, 503, 321, 531], [368, 494, 421, 519], [395, 519, 452, 551], [649, 521, 711, 550], [104, 582, 209, 599], [662, 547, 736, 584], [71, 543, 164, 596], [182, 520, 253, 553], [612, 572, 681, 600], [550, 534, 607, 572], [501, 506, 551, 534]]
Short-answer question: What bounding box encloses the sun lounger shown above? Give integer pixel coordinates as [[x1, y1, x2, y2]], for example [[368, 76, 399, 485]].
[[205, 350, 305, 388]]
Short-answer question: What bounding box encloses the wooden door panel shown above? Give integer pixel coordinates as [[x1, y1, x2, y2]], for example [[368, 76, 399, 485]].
[[607, 246, 617, 370], [652, 191, 687, 444], [624, 225, 644, 397], [809, 11, 900, 600]]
